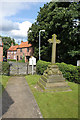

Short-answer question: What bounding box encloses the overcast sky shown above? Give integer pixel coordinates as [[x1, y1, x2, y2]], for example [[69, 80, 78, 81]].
[[0, 0, 51, 43]]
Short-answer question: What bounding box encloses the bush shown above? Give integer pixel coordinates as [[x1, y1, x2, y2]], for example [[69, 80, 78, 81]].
[[36, 60, 50, 75], [0, 62, 10, 75], [57, 62, 80, 84]]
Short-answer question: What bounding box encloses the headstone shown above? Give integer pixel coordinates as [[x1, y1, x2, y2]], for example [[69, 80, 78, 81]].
[[38, 34, 71, 92], [77, 60, 80, 66]]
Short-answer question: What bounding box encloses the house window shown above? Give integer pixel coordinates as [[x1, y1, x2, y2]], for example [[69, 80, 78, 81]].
[[8, 56, 10, 59], [14, 51, 16, 54], [11, 51, 13, 55], [27, 48, 29, 52], [20, 48, 22, 52], [20, 56, 22, 60], [11, 51, 13, 54]]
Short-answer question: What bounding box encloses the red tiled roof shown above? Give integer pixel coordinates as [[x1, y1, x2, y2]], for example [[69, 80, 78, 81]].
[[8, 45, 18, 51], [18, 41, 32, 48], [8, 41, 32, 51]]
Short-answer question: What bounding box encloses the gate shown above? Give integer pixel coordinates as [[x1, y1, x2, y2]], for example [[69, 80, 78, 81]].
[[9, 62, 35, 75]]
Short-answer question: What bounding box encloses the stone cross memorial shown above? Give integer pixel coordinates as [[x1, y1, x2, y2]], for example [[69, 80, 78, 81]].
[[38, 34, 71, 92], [48, 34, 61, 64]]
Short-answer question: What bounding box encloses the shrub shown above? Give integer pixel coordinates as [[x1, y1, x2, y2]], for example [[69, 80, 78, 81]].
[[57, 62, 80, 84], [36, 60, 50, 75], [0, 62, 10, 75]]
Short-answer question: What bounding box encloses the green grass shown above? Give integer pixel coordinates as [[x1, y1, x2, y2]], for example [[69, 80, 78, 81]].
[[0, 75, 10, 93], [25, 75, 78, 118]]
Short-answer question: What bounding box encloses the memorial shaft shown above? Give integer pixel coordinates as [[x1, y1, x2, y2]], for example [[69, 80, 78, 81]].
[[52, 35, 56, 64]]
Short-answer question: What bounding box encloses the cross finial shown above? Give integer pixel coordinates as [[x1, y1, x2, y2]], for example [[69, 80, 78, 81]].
[[48, 34, 61, 64]]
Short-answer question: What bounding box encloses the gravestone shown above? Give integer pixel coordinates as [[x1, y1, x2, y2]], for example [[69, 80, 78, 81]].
[[38, 34, 71, 92]]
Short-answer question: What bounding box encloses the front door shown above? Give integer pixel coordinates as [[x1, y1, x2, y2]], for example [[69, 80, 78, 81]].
[[26, 56, 30, 62], [17, 56, 18, 61]]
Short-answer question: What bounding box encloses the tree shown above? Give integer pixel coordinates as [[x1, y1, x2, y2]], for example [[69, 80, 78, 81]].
[[1, 36, 16, 57], [28, 2, 80, 65]]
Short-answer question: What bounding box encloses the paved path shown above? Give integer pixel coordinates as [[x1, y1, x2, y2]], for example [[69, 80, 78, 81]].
[[2, 76, 42, 118]]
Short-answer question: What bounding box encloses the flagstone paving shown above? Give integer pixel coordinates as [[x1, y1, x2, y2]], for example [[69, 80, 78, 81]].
[[2, 76, 42, 118]]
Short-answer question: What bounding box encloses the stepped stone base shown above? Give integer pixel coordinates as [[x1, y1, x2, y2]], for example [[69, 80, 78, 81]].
[[38, 64, 71, 92]]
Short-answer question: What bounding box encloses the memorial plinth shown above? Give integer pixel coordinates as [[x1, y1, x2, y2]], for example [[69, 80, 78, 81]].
[[38, 34, 71, 92], [38, 64, 71, 92]]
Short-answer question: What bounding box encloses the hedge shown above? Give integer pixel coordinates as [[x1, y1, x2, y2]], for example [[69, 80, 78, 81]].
[[36, 60, 80, 84], [57, 62, 80, 84], [0, 62, 10, 75], [36, 60, 50, 75], [18, 60, 25, 63], [7, 59, 16, 62]]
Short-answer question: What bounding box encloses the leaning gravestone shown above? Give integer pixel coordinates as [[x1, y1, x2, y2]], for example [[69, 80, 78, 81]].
[[38, 34, 71, 92]]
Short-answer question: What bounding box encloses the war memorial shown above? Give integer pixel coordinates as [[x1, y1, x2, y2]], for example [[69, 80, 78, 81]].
[[38, 34, 71, 92]]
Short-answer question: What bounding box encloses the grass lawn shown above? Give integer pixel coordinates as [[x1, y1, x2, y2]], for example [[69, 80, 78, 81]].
[[25, 75, 78, 118], [0, 75, 10, 93]]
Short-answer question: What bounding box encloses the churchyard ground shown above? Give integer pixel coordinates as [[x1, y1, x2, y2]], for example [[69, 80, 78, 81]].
[[25, 75, 78, 118]]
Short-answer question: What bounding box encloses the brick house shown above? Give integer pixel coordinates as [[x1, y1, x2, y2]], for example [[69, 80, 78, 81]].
[[0, 37, 3, 62], [7, 41, 33, 62], [7, 43, 18, 60]]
